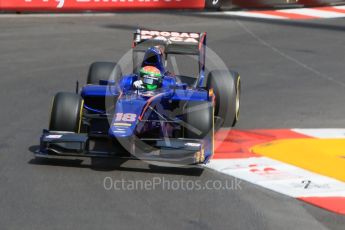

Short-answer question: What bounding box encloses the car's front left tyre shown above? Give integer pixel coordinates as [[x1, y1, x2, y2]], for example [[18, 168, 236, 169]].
[[183, 101, 214, 139], [206, 70, 241, 128]]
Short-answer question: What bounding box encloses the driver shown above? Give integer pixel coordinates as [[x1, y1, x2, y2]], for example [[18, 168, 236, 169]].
[[133, 66, 163, 91]]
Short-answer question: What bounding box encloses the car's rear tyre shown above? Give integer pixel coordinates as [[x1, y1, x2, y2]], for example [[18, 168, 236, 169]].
[[87, 62, 122, 84], [183, 101, 213, 139], [206, 70, 241, 128], [49, 92, 84, 133], [205, 0, 222, 11]]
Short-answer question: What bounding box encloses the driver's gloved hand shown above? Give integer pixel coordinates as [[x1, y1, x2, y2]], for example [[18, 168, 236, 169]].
[[133, 80, 144, 89]]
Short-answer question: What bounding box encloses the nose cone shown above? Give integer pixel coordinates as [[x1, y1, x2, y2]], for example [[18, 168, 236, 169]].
[[110, 98, 147, 138], [110, 122, 135, 138]]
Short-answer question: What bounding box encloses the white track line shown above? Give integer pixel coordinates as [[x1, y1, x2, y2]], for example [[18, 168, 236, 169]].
[[206, 157, 345, 198], [334, 5, 345, 9], [292, 128, 345, 139], [223, 11, 286, 19]]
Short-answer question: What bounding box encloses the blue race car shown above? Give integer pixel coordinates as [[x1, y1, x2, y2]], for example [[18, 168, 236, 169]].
[[37, 29, 241, 165]]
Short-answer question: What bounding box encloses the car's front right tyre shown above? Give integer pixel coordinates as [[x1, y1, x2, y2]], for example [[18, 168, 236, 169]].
[[49, 92, 84, 133]]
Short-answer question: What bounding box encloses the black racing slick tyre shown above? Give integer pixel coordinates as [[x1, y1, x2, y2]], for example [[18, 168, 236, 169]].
[[206, 70, 241, 128], [87, 62, 122, 84], [49, 92, 84, 133], [205, 0, 222, 10], [183, 101, 213, 139]]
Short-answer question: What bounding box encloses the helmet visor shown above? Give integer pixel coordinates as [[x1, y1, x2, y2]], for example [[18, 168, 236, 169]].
[[142, 75, 160, 86]]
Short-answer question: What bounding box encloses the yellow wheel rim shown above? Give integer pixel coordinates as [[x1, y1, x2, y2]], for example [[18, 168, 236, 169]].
[[235, 76, 241, 121]]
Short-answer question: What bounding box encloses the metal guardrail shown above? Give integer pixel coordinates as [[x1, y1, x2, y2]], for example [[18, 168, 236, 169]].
[[219, 0, 345, 9]]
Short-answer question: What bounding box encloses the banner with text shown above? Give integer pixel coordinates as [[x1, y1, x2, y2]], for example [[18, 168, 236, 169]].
[[0, 0, 205, 11]]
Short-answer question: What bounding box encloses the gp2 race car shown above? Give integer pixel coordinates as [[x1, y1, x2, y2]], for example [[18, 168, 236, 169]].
[[36, 29, 241, 165]]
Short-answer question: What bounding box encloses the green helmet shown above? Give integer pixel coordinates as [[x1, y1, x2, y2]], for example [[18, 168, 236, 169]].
[[139, 66, 162, 91]]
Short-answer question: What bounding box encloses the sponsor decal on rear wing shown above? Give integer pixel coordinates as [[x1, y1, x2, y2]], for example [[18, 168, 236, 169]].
[[133, 29, 207, 55]]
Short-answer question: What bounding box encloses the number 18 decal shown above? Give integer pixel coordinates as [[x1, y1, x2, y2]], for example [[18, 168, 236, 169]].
[[115, 113, 137, 122]]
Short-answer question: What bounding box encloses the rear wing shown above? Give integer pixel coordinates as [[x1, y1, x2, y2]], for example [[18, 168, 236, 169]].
[[133, 29, 206, 55], [132, 29, 207, 87]]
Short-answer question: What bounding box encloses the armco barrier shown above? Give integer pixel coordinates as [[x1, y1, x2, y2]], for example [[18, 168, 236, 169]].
[[0, 0, 205, 11], [227, 0, 345, 8]]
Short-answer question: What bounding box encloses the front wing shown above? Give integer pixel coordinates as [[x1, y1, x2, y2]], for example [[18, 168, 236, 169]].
[[36, 130, 210, 164]]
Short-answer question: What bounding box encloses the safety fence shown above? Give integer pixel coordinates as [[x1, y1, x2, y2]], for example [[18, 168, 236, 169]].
[[229, 0, 345, 8]]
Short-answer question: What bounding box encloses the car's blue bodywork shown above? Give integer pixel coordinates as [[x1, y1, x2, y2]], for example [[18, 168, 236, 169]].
[[38, 29, 214, 164]]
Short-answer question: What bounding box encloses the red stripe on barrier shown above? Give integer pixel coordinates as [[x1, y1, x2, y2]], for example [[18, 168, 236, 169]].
[[298, 197, 345, 215], [0, 0, 205, 11], [251, 10, 319, 19]]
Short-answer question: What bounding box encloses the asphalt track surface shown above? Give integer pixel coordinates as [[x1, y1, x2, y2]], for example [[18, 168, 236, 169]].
[[0, 12, 345, 230]]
